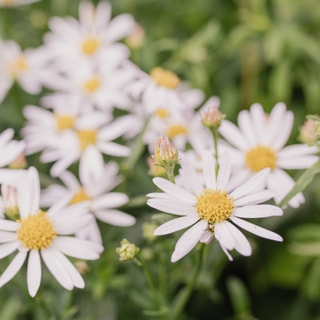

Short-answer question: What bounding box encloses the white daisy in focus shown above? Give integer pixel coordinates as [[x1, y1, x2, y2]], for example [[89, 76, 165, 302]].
[[44, 1, 134, 65], [0, 0, 40, 7], [0, 167, 103, 297], [219, 103, 319, 207], [0, 39, 49, 102], [147, 151, 283, 262], [40, 146, 136, 244], [40, 115, 132, 177], [22, 94, 111, 155]]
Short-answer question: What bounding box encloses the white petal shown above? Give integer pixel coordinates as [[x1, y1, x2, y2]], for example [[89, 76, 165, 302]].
[[59, 171, 80, 190], [0, 241, 20, 259], [0, 251, 27, 288], [277, 155, 319, 170], [52, 237, 103, 260], [230, 216, 283, 241], [98, 142, 131, 157], [0, 220, 18, 231], [0, 231, 19, 243], [202, 151, 216, 189], [234, 190, 274, 207], [147, 198, 197, 216], [50, 249, 84, 289], [92, 193, 128, 210], [41, 247, 73, 290], [238, 110, 257, 147], [95, 209, 136, 226], [27, 249, 41, 297], [232, 205, 283, 218], [154, 214, 200, 235], [199, 230, 213, 244], [215, 221, 252, 256], [219, 120, 249, 151], [230, 168, 270, 201], [28, 167, 40, 215], [152, 177, 196, 205], [216, 152, 232, 191], [171, 220, 208, 263], [277, 144, 319, 157], [17, 170, 32, 218]]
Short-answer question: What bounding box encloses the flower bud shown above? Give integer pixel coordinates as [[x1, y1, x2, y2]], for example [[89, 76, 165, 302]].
[[8, 152, 27, 169], [116, 239, 140, 262], [153, 135, 179, 167], [147, 156, 166, 177], [200, 106, 225, 130], [299, 117, 320, 145], [2, 185, 19, 220]]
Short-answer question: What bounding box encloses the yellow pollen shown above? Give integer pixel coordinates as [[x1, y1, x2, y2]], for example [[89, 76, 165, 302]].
[[155, 108, 169, 119], [83, 76, 101, 93], [77, 129, 97, 151], [166, 125, 188, 139], [246, 145, 276, 172], [16, 210, 57, 250], [55, 115, 75, 131], [70, 188, 91, 205], [196, 188, 234, 224], [8, 56, 28, 77], [81, 37, 100, 55], [150, 67, 181, 89]]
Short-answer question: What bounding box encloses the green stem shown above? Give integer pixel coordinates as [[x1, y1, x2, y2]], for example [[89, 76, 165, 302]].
[[121, 195, 147, 209], [166, 165, 175, 183], [279, 158, 320, 208], [168, 243, 205, 320], [136, 255, 161, 308], [211, 128, 219, 177]]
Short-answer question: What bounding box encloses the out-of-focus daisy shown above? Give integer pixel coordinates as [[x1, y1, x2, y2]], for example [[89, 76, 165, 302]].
[[0, 128, 25, 168], [44, 1, 134, 65], [40, 146, 136, 244], [0, 39, 49, 102], [147, 151, 283, 262], [0, 167, 103, 297], [22, 94, 111, 155], [0, 0, 40, 7], [219, 103, 319, 207], [40, 115, 132, 177], [44, 60, 135, 111]]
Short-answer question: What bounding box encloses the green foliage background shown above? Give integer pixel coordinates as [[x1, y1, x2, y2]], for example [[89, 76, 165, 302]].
[[0, 0, 320, 319]]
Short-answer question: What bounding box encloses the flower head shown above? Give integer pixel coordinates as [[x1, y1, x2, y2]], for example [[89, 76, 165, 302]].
[[147, 151, 283, 262], [116, 239, 140, 261]]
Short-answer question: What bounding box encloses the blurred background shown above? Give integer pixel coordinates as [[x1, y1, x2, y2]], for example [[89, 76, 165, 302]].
[[1, 0, 320, 319]]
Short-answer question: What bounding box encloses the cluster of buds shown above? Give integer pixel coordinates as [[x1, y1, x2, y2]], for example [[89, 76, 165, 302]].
[[200, 106, 225, 131], [116, 239, 140, 262], [299, 115, 320, 148]]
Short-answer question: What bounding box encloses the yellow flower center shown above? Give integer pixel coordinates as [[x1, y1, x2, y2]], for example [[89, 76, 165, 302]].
[[55, 115, 75, 131], [70, 188, 91, 205], [166, 125, 188, 139], [77, 129, 97, 151], [83, 76, 101, 93], [155, 108, 169, 119], [8, 56, 28, 77], [16, 210, 57, 250], [150, 67, 181, 89], [246, 145, 276, 172], [196, 188, 234, 224], [81, 37, 100, 55]]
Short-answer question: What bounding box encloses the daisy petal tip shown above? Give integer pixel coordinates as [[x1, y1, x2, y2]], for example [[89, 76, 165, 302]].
[[170, 251, 182, 263]]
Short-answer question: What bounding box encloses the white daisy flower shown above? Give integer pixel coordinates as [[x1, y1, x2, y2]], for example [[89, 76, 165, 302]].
[[40, 146, 136, 244], [22, 94, 111, 155], [44, 1, 134, 65], [219, 103, 319, 207], [0, 128, 25, 168], [147, 151, 283, 262], [40, 114, 132, 177], [0, 39, 49, 102], [0, 167, 103, 297], [0, 0, 40, 7]]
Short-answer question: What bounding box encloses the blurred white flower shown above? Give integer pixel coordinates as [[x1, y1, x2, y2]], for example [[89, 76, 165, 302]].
[[41, 146, 136, 244], [147, 151, 283, 262], [22, 94, 111, 155], [0, 39, 49, 102], [0, 167, 103, 297], [219, 103, 319, 207], [44, 1, 134, 65], [40, 114, 132, 177]]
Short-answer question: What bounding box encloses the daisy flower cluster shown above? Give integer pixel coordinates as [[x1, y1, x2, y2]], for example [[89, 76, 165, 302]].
[[0, 0, 319, 306]]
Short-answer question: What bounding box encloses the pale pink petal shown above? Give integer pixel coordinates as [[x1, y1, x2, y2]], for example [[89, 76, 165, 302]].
[[92, 193, 128, 210], [232, 205, 283, 218], [95, 209, 136, 226], [147, 198, 197, 216], [201, 151, 216, 189], [219, 120, 249, 151], [27, 249, 41, 297]]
